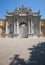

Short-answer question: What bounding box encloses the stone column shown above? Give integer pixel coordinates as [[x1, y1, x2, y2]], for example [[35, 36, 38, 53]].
[[37, 21, 40, 37], [14, 19, 15, 34], [28, 20, 30, 34], [40, 21, 42, 36], [17, 18, 19, 34], [31, 19, 34, 34], [14, 18, 17, 34], [6, 21, 10, 34]]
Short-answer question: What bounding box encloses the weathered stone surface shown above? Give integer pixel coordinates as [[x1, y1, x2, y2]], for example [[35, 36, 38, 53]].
[[5, 6, 41, 38]]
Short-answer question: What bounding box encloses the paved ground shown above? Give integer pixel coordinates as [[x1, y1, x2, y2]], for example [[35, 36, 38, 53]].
[[0, 37, 45, 65]]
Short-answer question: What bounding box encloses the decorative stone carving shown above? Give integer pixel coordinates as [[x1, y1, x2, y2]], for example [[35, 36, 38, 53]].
[[5, 5, 41, 38]]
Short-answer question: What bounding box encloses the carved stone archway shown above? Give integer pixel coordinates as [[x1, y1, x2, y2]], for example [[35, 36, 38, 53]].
[[19, 22, 28, 38]]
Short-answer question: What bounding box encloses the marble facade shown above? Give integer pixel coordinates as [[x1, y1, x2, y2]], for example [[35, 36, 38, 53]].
[[5, 5, 41, 38]]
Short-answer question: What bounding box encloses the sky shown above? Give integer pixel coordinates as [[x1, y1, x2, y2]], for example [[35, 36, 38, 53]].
[[0, 0, 45, 19]]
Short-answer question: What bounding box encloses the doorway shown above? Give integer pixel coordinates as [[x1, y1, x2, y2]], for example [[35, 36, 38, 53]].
[[19, 22, 28, 38]]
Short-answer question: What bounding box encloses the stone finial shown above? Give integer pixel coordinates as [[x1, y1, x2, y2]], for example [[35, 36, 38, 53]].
[[38, 10, 40, 14], [14, 6, 18, 12], [15, 6, 18, 11], [28, 7, 32, 11], [6, 9, 9, 13], [22, 5, 25, 8], [21, 5, 25, 10]]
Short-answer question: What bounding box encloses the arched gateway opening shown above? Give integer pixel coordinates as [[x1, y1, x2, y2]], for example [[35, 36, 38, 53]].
[[19, 22, 28, 38]]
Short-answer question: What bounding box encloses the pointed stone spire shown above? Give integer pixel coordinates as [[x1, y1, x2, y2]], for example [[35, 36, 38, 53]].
[[28, 7, 32, 11], [22, 5, 24, 8], [38, 10, 40, 14], [21, 5, 25, 10], [15, 6, 18, 11], [6, 9, 9, 13], [14, 6, 18, 12]]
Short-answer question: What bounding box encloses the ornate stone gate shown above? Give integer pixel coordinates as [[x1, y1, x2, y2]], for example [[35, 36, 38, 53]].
[[19, 22, 28, 38]]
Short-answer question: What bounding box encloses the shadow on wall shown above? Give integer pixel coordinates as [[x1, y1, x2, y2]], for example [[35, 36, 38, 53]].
[[9, 42, 45, 65]]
